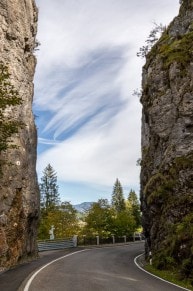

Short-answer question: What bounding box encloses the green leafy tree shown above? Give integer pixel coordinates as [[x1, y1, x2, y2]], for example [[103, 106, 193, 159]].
[[127, 190, 141, 228], [111, 178, 125, 213], [112, 209, 136, 237], [39, 164, 60, 209], [0, 62, 23, 171], [38, 202, 79, 239], [58, 202, 79, 237], [83, 199, 114, 237]]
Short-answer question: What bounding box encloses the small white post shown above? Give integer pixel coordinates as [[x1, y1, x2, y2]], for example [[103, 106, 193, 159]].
[[149, 251, 152, 265], [123, 235, 126, 243], [73, 235, 78, 247], [112, 235, 115, 244]]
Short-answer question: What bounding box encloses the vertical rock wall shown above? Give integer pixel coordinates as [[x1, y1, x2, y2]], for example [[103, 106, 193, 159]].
[[141, 0, 193, 275], [0, 0, 39, 270]]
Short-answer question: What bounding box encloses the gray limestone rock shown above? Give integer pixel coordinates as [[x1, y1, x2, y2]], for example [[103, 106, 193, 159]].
[[0, 0, 39, 270], [140, 0, 193, 275]]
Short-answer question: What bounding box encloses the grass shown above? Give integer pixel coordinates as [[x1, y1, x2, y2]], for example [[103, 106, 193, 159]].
[[145, 264, 193, 290]]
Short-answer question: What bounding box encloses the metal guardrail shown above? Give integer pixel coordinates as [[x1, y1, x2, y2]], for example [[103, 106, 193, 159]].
[[38, 238, 75, 252]]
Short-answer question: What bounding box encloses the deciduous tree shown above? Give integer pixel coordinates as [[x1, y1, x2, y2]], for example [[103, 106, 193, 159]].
[[38, 201, 79, 239], [112, 209, 136, 237], [83, 199, 114, 237]]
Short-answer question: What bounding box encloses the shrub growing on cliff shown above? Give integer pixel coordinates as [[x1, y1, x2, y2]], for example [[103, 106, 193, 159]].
[[137, 23, 165, 58]]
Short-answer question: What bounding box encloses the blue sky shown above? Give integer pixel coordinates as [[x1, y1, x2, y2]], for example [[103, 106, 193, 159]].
[[34, 0, 179, 204]]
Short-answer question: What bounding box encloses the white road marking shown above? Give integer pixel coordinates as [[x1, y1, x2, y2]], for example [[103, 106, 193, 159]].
[[23, 249, 88, 291], [134, 253, 191, 291]]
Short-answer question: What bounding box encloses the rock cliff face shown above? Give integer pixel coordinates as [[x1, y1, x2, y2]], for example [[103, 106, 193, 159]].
[[0, 0, 39, 270], [141, 0, 193, 276]]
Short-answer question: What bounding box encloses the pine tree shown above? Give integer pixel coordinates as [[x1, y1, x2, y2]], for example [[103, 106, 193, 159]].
[[111, 178, 125, 213], [39, 164, 60, 209], [127, 189, 141, 228]]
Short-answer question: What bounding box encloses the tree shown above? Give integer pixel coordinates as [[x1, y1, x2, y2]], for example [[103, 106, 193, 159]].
[[127, 190, 141, 228], [112, 209, 136, 237], [137, 23, 165, 58], [59, 202, 79, 237], [83, 199, 114, 237], [111, 178, 125, 213], [39, 164, 60, 209], [38, 201, 79, 239], [0, 62, 23, 171]]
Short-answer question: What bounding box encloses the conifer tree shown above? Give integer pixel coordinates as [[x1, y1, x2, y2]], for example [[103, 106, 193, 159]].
[[127, 189, 141, 228], [111, 178, 125, 213], [39, 164, 60, 209]]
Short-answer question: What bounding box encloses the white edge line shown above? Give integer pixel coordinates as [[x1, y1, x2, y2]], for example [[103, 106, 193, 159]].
[[23, 249, 88, 291], [134, 253, 191, 291]]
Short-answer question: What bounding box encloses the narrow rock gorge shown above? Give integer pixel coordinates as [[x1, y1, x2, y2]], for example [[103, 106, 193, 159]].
[[141, 0, 193, 278], [0, 0, 39, 270]]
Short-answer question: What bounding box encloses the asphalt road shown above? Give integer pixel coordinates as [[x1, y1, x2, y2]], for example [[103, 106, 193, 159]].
[[0, 248, 81, 291], [23, 243, 188, 291]]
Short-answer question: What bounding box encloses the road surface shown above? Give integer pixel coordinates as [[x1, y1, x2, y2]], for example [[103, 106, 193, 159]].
[[23, 242, 188, 291]]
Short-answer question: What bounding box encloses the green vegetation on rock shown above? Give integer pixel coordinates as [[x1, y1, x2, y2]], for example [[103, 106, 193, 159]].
[[143, 153, 193, 280], [159, 30, 193, 68], [0, 62, 23, 172]]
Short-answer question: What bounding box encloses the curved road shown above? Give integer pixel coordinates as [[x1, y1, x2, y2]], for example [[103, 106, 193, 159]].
[[24, 243, 188, 291]]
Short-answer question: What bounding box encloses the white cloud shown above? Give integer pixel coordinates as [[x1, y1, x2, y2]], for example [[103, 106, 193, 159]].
[[37, 97, 141, 187], [41, 47, 127, 139], [35, 0, 180, 201]]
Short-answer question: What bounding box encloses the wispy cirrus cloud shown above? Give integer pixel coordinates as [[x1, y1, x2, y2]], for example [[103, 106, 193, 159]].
[[40, 46, 128, 140]]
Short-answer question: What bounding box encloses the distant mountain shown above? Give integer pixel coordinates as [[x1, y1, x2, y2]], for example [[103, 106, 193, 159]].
[[73, 202, 93, 213]]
